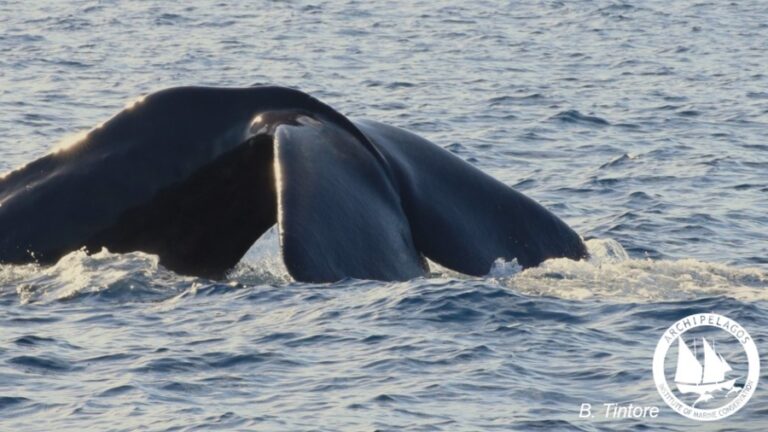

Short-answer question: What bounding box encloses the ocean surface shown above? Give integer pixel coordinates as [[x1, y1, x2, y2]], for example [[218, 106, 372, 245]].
[[1, 1, 767, 430]]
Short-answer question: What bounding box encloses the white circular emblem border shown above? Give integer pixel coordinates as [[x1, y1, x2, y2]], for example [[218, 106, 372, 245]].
[[653, 313, 760, 421]]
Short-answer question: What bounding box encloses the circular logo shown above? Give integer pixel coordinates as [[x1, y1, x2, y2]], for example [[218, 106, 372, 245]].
[[653, 313, 760, 421]]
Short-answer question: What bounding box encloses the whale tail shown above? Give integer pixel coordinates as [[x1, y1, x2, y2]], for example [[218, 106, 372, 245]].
[[0, 86, 586, 282]]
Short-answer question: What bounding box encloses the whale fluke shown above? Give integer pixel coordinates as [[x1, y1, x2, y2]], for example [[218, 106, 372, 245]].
[[0, 86, 587, 282]]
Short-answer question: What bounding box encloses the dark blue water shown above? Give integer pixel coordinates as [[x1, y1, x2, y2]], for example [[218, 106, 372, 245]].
[[1, 1, 767, 430]]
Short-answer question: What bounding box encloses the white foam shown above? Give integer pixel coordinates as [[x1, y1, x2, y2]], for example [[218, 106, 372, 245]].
[[2, 237, 765, 304], [492, 239, 768, 302], [230, 226, 291, 284], [11, 248, 182, 304]]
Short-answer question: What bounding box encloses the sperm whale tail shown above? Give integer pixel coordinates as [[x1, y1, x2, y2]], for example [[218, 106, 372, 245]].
[[0, 86, 586, 282]]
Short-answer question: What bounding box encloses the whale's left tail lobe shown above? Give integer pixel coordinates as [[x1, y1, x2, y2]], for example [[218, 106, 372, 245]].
[[0, 87, 306, 278]]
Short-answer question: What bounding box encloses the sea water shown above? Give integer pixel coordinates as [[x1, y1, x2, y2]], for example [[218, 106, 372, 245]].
[[0, 1, 766, 430]]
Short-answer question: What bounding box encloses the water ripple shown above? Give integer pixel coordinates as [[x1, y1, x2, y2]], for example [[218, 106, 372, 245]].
[[1, 0, 767, 430]]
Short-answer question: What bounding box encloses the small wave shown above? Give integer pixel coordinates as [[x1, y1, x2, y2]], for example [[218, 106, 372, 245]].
[[97, 384, 138, 397], [599, 153, 636, 169], [13, 335, 56, 346], [155, 13, 191, 25], [549, 110, 610, 126], [488, 93, 547, 106], [12, 335, 80, 351], [132, 351, 288, 374], [8, 355, 78, 373], [385, 81, 416, 90], [746, 91, 768, 99], [677, 109, 702, 117], [0, 396, 31, 410]]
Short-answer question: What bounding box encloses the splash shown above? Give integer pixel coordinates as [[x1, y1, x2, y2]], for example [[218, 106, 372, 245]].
[[2, 237, 765, 305], [493, 239, 768, 302], [230, 226, 292, 284], [10, 248, 188, 304]]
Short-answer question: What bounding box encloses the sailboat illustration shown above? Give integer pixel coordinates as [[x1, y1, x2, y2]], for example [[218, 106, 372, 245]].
[[674, 337, 740, 406]]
